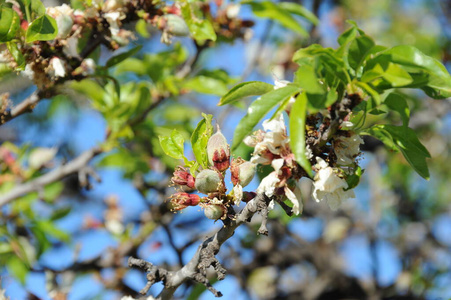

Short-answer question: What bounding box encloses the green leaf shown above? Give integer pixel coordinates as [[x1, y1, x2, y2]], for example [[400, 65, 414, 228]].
[[30, 0, 45, 17], [345, 166, 363, 190], [180, 0, 216, 43], [384, 93, 410, 126], [277, 2, 319, 25], [36, 220, 70, 242], [244, 1, 309, 36], [159, 129, 185, 160], [50, 207, 72, 221], [183, 76, 229, 96], [25, 14, 58, 43], [0, 6, 20, 42], [289, 92, 312, 176], [347, 35, 375, 72], [6, 42, 25, 70], [364, 45, 451, 99], [368, 125, 430, 179], [7, 256, 28, 284], [232, 84, 302, 151], [219, 81, 274, 106], [191, 113, 213, 168], [105, 45, 142, 68]]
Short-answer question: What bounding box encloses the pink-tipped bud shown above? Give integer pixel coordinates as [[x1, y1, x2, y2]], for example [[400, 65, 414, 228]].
[[172, 167, 196, 189], [207, 126, 230, 172], [195, 169, 222, 194], [201, 202, 227, 220], [169, 193, 201, 211], [231, 158, 256, 187]]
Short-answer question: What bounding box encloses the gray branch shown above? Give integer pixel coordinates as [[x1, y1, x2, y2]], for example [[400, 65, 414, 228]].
[[129, 193, 271, 299], [0, 147, 102, 207]]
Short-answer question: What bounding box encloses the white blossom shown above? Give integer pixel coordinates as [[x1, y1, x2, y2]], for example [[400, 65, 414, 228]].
[[312, 157, 355, 210], [46, 4, 74, 38], [246, 114, 290, 165], [284, 184, 303, 215], [22, 64, 34, 80], [226, 4, 241, 19], [232, 184, 243, 206], [104, 12, 124, 36], [256, 171, 279, 198], [334, 134, 364, 166], [50, 58, 66, 78]]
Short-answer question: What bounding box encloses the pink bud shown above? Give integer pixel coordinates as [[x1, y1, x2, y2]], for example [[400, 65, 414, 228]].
[[169, 193, 200, 211], [172, 167, 196, 189]]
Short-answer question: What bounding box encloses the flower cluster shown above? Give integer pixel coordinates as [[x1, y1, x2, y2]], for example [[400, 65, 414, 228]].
[[245, 114, 305, 215], [243, 80, 365, 212], [169, 127, 256, 220]]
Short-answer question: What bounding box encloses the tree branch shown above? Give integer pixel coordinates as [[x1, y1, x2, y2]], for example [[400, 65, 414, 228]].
[[1, 91, 42, 125], [0, 147, 102, 207], [129, 193, 272, 299]]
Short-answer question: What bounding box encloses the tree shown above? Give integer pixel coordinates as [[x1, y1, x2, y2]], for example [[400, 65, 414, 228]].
[[0, 0, 450, 299]]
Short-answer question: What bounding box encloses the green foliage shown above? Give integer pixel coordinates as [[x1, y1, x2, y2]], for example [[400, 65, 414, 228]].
[[365, 125, 431, 179], [191, 113, 213, 169], [231, 84, 301, 151], [180, 0, 216, 43], [243, 1, 316, 37], [289, 92, 312, 176], [105, 45, 143, 69], [25, 14, 58, 43], [159, 129, 187, 161], [219, 81, 274, 106], [0, 6, 20, 42]]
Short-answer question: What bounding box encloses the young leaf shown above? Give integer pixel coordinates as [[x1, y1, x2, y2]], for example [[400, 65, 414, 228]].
[[183, 76, 229, 96], [244, 1, 309, 36], [25, 14, 58, 43], [105, 45, 143, 68], [289, 92, 312, 176], [232, 84, 302, 151], [6, 42, 25, 70], [191, 113, 213, 168], [384, 93, 410, 127], [0, 6, 20, 42], [369, 125, 430, 179], [364, 45, 451, 99], [7, 256, 29, 284], [277, 2, 319, 25], [180, 0, 216, 43], [219, 81, 274, 106], [159, 129, 186, 160]]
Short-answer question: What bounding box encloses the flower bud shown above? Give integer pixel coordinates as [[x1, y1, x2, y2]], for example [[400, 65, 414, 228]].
[[160, 15, 190, 37], [201, 202, 227, 220], [207, 127, 230, 172], [231, 158, 255, 187], [169, 193, 200, 211], [172, 167, 196, 189], [195, 169, 222, 194]]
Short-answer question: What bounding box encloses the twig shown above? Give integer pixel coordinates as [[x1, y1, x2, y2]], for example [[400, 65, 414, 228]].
[[129, 193, 272, 299], [0, 147, 102, 207], [1, 91, 41, 125]]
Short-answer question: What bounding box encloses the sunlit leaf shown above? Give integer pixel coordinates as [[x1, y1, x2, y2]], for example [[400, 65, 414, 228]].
[[232, 84, 301, 151], [219, 81, 274, 106], [25, 14, 58, 42], [289, 92, 312, 176]]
